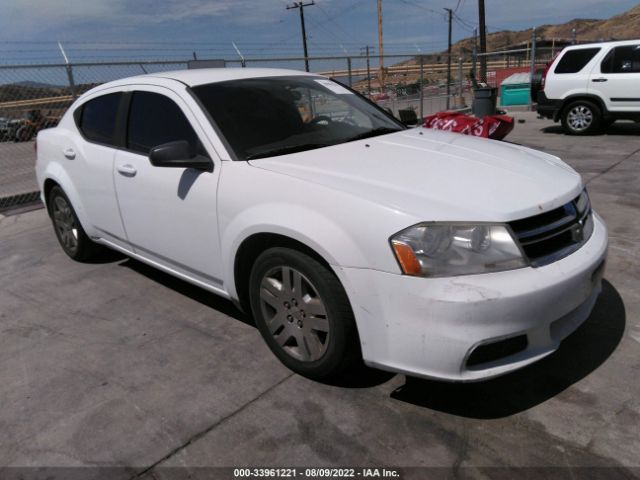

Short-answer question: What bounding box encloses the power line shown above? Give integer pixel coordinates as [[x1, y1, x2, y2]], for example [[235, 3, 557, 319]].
[[453, 12, 476, 31], [305, 16, 348, 48], [314, 1, 367, 46], [399, 0, 447, 19]]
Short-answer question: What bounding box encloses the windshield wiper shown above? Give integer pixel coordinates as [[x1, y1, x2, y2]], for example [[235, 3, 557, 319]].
[[343, 127, 403, 143], [245, 143, 330, 160]]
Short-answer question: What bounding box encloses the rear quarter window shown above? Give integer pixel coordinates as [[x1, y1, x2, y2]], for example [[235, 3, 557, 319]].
[[554, 48, 601, 74], [601, 45, 640, 73], [76, 92, 122, 145]]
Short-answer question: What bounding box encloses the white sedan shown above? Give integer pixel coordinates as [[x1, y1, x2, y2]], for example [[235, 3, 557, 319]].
[[35, 68, 608, 381]]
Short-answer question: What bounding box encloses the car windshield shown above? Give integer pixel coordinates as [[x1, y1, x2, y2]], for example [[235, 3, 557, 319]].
[[192, 76, 404, 160]]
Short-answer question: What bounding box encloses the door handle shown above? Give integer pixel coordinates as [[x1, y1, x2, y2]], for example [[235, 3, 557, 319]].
[[116, 164, 137, 177], [591, 78, 608, 82], [63, 148, 75, 160]]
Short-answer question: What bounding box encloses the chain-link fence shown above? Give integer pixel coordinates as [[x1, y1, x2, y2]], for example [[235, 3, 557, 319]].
[[0, 53, 473, 211], [473, 39, 566, 109], [0, 60, 192, 210]]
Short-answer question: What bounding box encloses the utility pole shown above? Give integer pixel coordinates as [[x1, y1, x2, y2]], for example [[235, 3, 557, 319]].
[[478, 0, 487, 82], [377, 0, 385, 92], [360, 46, 374, 96], [572, 28, 577, 45], [287, 1, 315, 72], [419, 55, 424, 119], [472, 27, 477, 83], [445, 8, 453, 109]]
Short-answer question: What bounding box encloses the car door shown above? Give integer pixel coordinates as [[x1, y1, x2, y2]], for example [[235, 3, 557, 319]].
[[113, 86, 224, 290], [589, 44, 640, 112], [71, 89, 129, 248]]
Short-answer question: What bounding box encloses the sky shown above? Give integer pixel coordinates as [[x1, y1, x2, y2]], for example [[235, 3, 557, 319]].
[[1, 0, 639, 64]]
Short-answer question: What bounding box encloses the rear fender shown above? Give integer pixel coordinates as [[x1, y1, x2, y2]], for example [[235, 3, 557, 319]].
[[556, 94, 607, 121], [40, 162, 93, 237]]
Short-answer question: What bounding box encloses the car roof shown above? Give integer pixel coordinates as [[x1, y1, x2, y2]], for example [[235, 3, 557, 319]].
[[564, 39, 640, 50], [103, 67, 318, 89]]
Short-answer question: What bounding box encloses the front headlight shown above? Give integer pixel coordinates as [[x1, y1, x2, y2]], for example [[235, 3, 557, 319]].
[[390, 223, 527, 277]]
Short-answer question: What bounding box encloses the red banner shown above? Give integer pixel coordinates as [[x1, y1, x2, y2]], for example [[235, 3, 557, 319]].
[[423, 112, 515, 140]]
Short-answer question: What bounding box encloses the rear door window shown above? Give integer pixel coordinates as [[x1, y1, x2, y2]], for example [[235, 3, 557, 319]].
[[78, 92, 122, 145], [126, 91, 200, 155], [554, 48, 601, 74], [601, 45, 640, 73]]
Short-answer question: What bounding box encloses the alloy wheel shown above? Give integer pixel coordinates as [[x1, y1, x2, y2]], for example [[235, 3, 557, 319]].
[[567, 105, 593, 132], [258, 265, 330, 362], [52, 195, 79, 254]]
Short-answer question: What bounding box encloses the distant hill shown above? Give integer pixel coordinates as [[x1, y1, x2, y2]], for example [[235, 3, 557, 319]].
[[452, 4, 640, 55], [362, 5, 640, 90], [12, 80, 64, 89]]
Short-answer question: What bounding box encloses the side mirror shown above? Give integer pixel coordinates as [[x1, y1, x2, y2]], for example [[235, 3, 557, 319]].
[[149, 140, 212, 171]]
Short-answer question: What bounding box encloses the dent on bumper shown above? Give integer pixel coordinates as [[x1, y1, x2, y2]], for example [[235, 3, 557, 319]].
[[339, 214, 608, 382]]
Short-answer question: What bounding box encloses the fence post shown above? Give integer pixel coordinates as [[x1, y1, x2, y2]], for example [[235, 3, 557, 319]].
[[65, 65, 77, 100], [529, 27, 536, 111], [347, 57, 352, 86], [57, 41, 77, 100], [419, 55, 424, 120]]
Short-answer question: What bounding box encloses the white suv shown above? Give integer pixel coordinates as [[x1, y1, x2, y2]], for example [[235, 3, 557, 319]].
[[537, 39, 640, 134], [36, 68, 608, 382]]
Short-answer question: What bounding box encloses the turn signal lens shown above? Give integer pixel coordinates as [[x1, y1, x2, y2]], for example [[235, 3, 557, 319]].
[[391, 240, 422, 275]]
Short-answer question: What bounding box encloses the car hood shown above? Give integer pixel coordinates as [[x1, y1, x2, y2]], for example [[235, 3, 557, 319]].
[[248, 128, 582, 222]]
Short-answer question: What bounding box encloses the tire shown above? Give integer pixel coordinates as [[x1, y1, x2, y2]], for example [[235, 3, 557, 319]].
[[249, 247, 360, 379], [48, 186, 104, 261], [530, 68, 544, 103], [561, 100, 602, 135], [15, 126, 33, 142]]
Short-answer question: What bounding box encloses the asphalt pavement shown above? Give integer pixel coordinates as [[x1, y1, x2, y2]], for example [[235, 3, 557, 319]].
[[1, 112, 639, 479]]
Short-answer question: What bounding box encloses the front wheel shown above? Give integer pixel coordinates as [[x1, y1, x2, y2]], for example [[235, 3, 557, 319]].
[[561, 100, 601, 135], [249, 247, 360, 379]]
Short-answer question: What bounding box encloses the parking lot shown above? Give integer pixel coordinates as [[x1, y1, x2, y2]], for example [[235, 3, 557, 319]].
[[1, 112, 639, 479]]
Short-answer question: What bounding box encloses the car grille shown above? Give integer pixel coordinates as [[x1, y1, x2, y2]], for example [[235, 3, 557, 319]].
[[508, 190, 594, 267]]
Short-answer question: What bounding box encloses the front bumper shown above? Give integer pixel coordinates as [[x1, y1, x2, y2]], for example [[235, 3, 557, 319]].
[[338, 213, 608, 382]]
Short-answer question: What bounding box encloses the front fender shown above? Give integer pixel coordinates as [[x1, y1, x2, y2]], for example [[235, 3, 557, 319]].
[[220, 202, 367, 300]]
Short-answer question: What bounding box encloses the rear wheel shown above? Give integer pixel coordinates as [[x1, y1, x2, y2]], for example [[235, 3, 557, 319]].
[[48, 186, 104, 261], [249, 247, 360, 379], [561, 100, 601, 135]]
